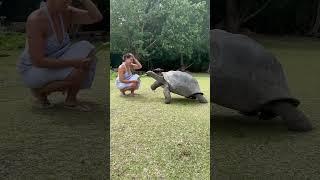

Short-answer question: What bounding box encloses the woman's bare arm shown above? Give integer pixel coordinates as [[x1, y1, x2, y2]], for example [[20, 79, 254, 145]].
[[118, 66, 134, 83], [131, 55, 142, 70], [68, 0, 103, 25], [27, 14, 86, 69]]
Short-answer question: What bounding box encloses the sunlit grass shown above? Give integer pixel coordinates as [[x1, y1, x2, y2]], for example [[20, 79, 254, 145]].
[[111, 73, 210, 179]]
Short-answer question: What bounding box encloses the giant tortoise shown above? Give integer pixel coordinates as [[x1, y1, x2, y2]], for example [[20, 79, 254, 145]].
[[210, 29, 312, 132], [146, 70, 208, 104]]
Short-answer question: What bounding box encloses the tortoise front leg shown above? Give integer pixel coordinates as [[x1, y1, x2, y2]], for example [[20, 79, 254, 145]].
[[150, 80, 163, 91], [270, 102, 312, 131], [163, 84, 171, 104]]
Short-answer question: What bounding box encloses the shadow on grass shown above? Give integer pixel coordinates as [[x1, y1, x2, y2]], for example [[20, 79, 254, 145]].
[[140, 94, 207, 105], [212, 113, 289, 137], [30, 100, 105, 127], [170, 97, 208, 105], [117, 92, 208, 107], [0, 54, 10, 57], [118, 94, 147, 101]]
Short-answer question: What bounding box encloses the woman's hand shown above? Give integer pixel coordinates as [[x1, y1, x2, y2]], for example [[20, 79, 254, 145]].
[[118, 66, 138, 84], [69, 0, 103, 25], [82, 57, 93, 69], [130, 55, 143, 70], [130, 80, 139, 83], [72, 58, 92, 69]]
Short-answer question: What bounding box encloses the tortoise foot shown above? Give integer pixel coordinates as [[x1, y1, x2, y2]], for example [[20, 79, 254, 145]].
[[287, 119, 313, 132], [258, 110, 278, 120]]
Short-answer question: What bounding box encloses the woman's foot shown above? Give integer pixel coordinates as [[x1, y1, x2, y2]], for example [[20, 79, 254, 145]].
[[130, 90, 139, 96], [120, 89, 127, 96], [31, 88, 45, 99], [31, 89, 54, 109], [33, 98, 54, 109], [129, 92, 139, 97]]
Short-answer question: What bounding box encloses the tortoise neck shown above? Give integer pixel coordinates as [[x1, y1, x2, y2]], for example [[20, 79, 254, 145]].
[[148, 71, 165, 83]]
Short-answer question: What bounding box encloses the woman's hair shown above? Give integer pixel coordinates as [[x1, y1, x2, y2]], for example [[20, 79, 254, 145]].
[[122, 53, 133, 61]]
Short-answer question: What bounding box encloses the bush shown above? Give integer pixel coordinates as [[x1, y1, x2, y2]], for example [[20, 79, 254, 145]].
[[0, 32, 25, 50], [110, 69, 118, 80]]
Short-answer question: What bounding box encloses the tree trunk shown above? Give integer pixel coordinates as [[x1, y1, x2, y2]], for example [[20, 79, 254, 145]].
[[180, 53, 186, 71], [240, 0, 272, 24], [309, 0, 320, 36], [225, 0, 240, 33]]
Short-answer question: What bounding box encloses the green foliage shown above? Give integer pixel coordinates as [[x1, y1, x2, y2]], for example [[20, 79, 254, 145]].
[[110, 69, 118, 80], [111, 0, 209, 71], [0, 32, 25, 50]]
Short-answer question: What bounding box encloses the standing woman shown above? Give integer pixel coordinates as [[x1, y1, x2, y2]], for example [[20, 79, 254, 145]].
[[17, 0, 103, 111], [115, 53, 142, 96]]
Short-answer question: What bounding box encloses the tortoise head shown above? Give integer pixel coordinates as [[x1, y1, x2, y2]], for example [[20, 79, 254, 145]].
[[146, 71, 166, 84], [146, 71, 155, 76]]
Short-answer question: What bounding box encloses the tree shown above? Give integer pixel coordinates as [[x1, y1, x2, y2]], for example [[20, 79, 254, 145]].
[[215, 0, 272, 33], [111, 0, 208, 71], [161, 0, 207, 69], [212, 0, 320, 35], [111, 0, 163, 59], [309, 0, 320, 37]]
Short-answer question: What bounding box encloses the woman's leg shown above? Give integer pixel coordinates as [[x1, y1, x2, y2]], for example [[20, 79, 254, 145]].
[[129, 82, 138, 96], [31, 81, 72, 106], [30, 41, 96, 108], [31, 88, 50, 105], [120, 89, 126, 95], [31, 62, 90, 105], [39, 81, 72, 95], [119, 81, 138, 96], [64, 68, 88, 104], [119, 87, 133, 96], [64, 50, 95, 105]]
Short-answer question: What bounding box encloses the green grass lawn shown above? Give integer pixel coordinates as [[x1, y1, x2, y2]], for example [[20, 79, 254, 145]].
[[110, 73, 210, 179], [0, 47, 109, 179], [212, 36, 320, 179]]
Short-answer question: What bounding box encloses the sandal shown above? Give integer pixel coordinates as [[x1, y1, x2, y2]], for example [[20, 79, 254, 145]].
[[31, 89, 54, 109], [120, 94, 128, 97], [63, 103, 92, 112], [33, 99, 55, 109]]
